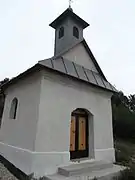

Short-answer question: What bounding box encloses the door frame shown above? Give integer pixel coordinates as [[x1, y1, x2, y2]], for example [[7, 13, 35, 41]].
[[70, 111, 89, 160]]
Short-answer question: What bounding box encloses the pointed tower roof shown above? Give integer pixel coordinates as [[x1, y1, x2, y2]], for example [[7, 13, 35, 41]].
[[49, 8, 89, 29], [1, 7, 117, 94]]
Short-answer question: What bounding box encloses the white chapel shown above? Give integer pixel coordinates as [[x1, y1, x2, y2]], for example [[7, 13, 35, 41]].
[[0, 7, 120, 178]]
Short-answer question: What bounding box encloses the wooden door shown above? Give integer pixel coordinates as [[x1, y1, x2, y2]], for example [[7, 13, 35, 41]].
[[70, 116, 76, 151], [70, 113, 89, 160], [78, 117, 86, 151]]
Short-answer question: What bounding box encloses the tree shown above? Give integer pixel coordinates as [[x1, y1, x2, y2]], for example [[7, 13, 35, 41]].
[[129, 95, 135, 112], [112, 91, 135, 141]]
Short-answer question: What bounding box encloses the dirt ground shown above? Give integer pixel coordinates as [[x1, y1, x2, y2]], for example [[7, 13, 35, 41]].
[[0, 162, 18, 180]]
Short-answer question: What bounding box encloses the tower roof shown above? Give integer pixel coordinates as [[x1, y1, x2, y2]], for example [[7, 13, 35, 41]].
[[49, 8, 89, 29]]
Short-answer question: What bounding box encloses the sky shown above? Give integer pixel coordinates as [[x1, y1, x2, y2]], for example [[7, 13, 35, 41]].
[[0, 0, 135, 95]]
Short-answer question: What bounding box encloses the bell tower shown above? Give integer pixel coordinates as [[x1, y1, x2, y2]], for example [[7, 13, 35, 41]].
[[49, 8, 89, 56]]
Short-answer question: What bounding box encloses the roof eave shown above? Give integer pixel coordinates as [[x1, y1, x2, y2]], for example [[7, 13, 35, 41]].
[[1, 64, 42, 91], [2, 62, 116, 94], [40, 64, 116, 94], [38, 61, 117, 93]]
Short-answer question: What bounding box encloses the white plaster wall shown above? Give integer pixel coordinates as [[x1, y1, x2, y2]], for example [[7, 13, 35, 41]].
[[34, 69, 114, 176], [63, 43, 98, 73], [0, 72, 41, 151], [0, 69, 114, 177], [0, 142, 33, 174]]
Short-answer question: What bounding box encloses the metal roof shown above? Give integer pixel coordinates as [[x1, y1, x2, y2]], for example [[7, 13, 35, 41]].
[[53, 39, 107, 81], [2, 57, 117, 93], [39, 57, 117, 93], [49, 8, 89, 29]]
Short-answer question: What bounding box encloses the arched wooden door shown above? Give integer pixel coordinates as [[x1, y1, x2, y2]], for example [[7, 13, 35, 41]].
[[70, 109, 89, 160]]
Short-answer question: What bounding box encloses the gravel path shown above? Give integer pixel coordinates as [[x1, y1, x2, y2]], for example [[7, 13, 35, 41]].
[[0, 162, 18, 180]]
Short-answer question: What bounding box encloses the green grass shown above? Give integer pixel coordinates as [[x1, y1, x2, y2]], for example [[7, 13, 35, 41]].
[[93, 139, 135, 180], [114, 139, 135, 179], [115, 139, 135, 166]]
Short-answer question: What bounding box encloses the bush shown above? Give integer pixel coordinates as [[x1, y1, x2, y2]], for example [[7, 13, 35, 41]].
[[115, 167, 135, 180], [28, 173, 46, 180], [93, 168, 135, 180], [112, 103, 135, 141], [115, 141, 132, 166]]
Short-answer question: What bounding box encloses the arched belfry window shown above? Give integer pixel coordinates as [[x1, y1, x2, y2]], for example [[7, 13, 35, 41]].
[[9, 98, 18, 119], [59, 26, 64, 39], [73, 26, 79, 39]]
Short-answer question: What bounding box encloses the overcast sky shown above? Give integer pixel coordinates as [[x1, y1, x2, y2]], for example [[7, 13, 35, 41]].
[[0, 0, 135, 95]]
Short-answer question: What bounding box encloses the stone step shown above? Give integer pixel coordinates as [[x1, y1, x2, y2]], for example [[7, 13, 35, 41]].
[[58, 161, 113, 177], [45, 165, 123, 180]]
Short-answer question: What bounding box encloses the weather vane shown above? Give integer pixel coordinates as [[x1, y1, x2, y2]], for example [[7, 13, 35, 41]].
[[69, 0, 73, 8]]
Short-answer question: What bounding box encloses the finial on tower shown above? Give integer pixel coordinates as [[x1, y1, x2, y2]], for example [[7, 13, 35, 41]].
[[69, 0, 73, 11]]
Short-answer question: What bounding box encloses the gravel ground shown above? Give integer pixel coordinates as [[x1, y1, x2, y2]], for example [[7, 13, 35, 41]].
[[0, 162, 18, 180]]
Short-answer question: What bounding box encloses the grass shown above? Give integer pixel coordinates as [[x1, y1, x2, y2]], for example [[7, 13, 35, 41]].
[[115, 139, 135, 166], [93, 139, 135, 180], [114, 139, 135, 180]]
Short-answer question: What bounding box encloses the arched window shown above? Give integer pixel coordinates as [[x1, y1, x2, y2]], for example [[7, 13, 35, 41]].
[[59, 26, 64, 39], [9, 98, 18, 119], [73, 26, 79, 39]]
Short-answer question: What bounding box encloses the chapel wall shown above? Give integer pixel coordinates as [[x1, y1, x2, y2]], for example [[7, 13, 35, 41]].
[[35, 70, 114, 162], [0, 71, 42, 151]]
